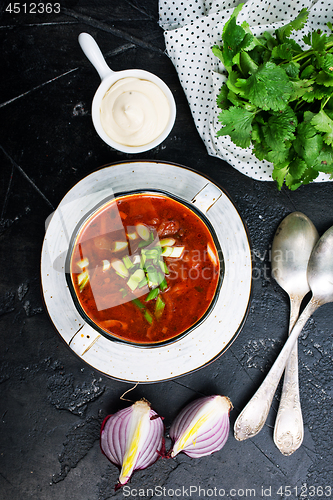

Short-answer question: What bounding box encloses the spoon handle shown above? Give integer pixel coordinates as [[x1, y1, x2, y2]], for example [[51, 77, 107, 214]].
[[234, 297, 319, 441], [273, 296, 304, 455], [78, 32, 113, 81]]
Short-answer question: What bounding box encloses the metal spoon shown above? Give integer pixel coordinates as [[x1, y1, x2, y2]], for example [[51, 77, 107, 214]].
[[234, 224, 333, 443], [271, 212, 319, 455]]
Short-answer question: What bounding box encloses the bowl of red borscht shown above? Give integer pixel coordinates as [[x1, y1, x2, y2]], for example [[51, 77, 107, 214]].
[[66, 190, 223, 347]]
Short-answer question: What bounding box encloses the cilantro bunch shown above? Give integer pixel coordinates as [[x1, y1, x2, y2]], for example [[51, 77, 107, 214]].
[[212, 5, 333, 190]]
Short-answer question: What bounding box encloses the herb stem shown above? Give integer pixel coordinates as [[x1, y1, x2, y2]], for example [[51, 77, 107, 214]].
[[292, 49, 314, 63], [321, 95, 331, 109], [292, 41, 333, 64]]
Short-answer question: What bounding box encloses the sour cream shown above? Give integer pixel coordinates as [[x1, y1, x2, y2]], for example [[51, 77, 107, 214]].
[[100, 77, 171, 147]]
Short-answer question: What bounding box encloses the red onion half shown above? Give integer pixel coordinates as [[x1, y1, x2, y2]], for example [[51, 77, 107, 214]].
[[100, 399, 164, 489], [169, 395, 232, 458]]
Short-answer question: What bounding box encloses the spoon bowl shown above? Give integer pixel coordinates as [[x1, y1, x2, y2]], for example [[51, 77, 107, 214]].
[[78, 33, 176, 153], [234, 224, 333, 443], [308, 225, 333, 302], [272, 212, 319, 299]]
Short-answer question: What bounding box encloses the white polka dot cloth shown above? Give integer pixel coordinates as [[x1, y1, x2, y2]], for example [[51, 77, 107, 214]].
[[159, 0, 332, 182]]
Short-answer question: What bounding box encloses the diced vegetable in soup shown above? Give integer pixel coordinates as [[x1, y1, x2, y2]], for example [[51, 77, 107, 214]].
[[70, 193, 220, 344]]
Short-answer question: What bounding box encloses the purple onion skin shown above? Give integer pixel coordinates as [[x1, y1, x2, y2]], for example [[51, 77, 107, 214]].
[[169, 395, 232, 458], [100, 403, 164, 490]]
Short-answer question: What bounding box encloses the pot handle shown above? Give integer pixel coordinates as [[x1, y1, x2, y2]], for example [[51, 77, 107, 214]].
[[191, 183, 222, 213]]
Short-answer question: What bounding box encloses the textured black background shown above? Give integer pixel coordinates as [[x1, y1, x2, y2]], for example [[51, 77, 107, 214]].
[[1, 1, 333, 499]]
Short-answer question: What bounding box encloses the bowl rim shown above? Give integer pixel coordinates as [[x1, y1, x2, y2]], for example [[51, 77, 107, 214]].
[[91, 69, 177, 153], [65, 188, 224, 348]]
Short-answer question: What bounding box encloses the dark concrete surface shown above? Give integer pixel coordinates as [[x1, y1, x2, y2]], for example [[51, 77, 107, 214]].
[[1, 1, 333, 499]]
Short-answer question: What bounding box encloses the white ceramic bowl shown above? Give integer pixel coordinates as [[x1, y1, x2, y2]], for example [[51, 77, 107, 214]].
[[65, 188, 224, 348], [78, 33, 176, 153]]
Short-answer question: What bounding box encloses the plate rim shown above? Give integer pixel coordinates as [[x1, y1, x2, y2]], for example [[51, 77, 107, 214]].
[[41, 159, 253, 383]]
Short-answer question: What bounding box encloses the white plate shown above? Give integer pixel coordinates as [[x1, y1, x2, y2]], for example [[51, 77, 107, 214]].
[[41, 161, 252, 382]]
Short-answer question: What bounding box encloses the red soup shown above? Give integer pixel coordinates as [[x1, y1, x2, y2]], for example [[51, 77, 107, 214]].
[[69, 193, 220, 345]]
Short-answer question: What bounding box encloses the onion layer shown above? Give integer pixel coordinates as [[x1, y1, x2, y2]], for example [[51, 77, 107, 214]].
[[169, 395, 232, 458], [100, 399, 164, 489]]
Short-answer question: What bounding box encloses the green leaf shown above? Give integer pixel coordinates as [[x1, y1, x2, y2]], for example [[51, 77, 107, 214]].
[[250, 122, 263, 143], [316, 71, 333, 87], [262, 31, 277, 49], [272, 40, 302, 61], [266, 148, 290, 165], [311, 110, 333, 145], [302, 84, 328, 103], [313, 144, 333, 172], [239, 51, 258, 76], [289, 78, 315, 101], [226, 70, 245, 95], [262, 107, 297, 150], [288, 157, 308, 178], [281, 61, 300, 79], [301, 64, 315, 79], [293, 122, 323, 165], [311, 30, 327, 52], [237, 62, 293, 111], [217, 107, 254, 148], [302, 168, 320, 184], [302, 33, 311, 46], [275, 8, 309, 43], [221, 10, 248, 69], [226, 90, 257, 111], [226, 90, 244, 107], [272, 165, 289, 189], [240, 21, 261, 51], [285, 175, 303, 190], [319, 53, 333, 75], [253, 140, 270, 161], [303, 110, 316, 123], [248, 45, 267, 65], [272, 43, 293, 61], [211, 45, 224, 64], [216, 84, 230, 109]]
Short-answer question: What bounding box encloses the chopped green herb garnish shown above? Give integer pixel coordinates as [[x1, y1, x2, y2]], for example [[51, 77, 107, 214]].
[[145, 287, 160, 302], [132, 298, 145, 310], [146, 265, 159, 285], [159, 277, 168, 291], [138, 277, 148, 288], [127, 268, 145, 291], [155, 296, 165, 320], [138, 239, 152, 249], [142, 248, 161, 260], [123, 255, 133, 269], [78, 270, 89, 291], [132, 298, 154, 324], [144, 310, 153, 324], [136, 223, 150, 241], [159, 259, 169, 275], [111, 259, 129, 278]]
